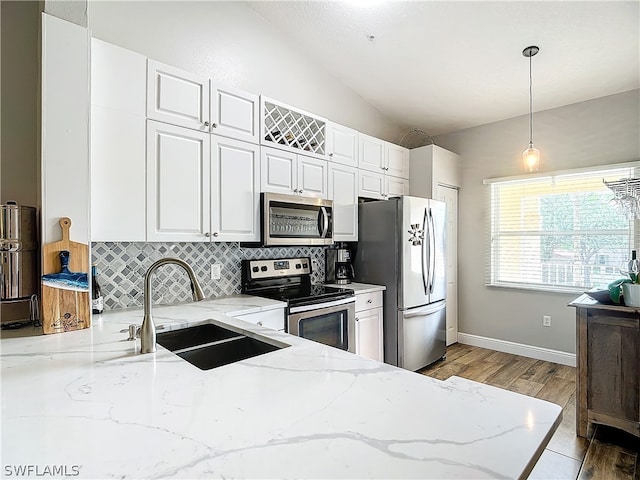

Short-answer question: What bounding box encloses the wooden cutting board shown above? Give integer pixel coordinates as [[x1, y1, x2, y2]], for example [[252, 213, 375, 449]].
[[41, 217, 91, 334]]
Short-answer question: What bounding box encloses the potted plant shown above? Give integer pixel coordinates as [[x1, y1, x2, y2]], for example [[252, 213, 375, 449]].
[[609, 268, 640, 307]]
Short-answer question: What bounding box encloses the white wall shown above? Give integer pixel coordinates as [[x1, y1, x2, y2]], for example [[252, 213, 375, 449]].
[[87, 1, 403, 143], [435, 89, 640, 354]]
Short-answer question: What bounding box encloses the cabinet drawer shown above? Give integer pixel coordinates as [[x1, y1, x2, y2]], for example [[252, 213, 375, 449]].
[[356, 291, 383, 312]]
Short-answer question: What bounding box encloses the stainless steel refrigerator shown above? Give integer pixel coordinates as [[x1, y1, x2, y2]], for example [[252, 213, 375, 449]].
[[354, 196, 446, 371]]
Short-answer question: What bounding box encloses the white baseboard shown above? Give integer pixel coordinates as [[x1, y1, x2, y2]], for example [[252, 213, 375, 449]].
[[456, 333, 576, 367]]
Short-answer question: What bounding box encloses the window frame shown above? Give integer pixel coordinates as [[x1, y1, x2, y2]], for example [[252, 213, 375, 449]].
[[484, 162, 640, 294]]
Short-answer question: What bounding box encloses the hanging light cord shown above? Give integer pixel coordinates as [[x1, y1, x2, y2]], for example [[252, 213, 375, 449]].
[[528, 53, 533, 146]]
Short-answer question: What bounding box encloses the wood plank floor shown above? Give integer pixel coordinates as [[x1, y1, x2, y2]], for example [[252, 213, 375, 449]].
[[419, 343, 640, 479]]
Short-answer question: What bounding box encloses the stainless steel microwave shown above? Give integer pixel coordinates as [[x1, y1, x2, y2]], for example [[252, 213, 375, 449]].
[[261, 193, 333, 246]]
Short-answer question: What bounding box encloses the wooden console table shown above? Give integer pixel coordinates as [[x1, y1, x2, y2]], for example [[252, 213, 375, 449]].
[[570, 294, 640, 438]]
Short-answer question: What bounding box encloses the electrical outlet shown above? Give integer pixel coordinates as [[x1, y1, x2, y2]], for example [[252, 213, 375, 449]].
[[210, 263, 221, 280], [543, 315, 551, 327]]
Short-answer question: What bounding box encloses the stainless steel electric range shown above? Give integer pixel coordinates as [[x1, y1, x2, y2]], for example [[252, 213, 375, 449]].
[[241, 257, 356, 352]]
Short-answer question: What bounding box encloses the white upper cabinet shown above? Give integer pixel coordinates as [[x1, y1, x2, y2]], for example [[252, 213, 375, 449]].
[[358, 170, 409, 201], [385, 175, 410, 199], [147, 60, 210, 132], [146, 121, 211, 242], [359, 133, 410, 180], [328, 163, 358, 241], [326, 122, 358, 167], [90, 38, 146, 242], [211, 136, 260, 242], [261, 147, 298, 196], [261, 146, 328, 199], [358, 170, 385, 200], [409, 144, 461, 197], [210, 84, 260, 144], [298, 155, 328, 199], [385, 142, 410, 179], [358, 133, 385, 173]]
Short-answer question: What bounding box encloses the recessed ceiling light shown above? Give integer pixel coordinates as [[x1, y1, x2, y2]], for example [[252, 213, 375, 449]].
[[366, 34, 376, 41]]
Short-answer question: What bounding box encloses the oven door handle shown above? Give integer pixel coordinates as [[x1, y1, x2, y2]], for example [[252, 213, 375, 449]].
[[289, 296, 355, 314]]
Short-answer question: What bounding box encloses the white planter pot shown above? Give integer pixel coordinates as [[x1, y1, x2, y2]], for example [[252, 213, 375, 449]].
[[622, 283, 640, 307]]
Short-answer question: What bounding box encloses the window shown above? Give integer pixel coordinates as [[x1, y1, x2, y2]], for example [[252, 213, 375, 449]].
[[486, 164, 638, 293]]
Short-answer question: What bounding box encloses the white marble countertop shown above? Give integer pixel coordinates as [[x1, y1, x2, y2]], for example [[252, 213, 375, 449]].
[[325, 282, 386, 294], [1, 296, 561, 479]]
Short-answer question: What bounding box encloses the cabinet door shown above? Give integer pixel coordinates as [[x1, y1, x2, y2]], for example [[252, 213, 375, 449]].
[[211, 136, 260, 242], [386, 142, 410, 179], [146, 121, 211, 241], [326, 122, 358, 167], [328, 164, 358, 241], [91, 39, 146, 241], [298, 155, 328, 199], [260, 146, 297, 195], [355, 307, 384, 362], [211, 84, 259, 144], [147, 60, 210, 132], [358, 170, 385, 200], [358, 133, 385, 173], [385, 175, 409, 199]]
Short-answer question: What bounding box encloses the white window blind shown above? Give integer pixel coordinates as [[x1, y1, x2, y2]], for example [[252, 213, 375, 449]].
[[486, 164, 638, 293]]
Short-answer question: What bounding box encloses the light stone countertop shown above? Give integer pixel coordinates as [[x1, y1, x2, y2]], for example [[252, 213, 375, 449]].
[[1, 295, 561, 479], [325, 282, 387, 294]]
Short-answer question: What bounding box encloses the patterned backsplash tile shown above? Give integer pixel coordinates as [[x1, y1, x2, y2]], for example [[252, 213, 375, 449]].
[[91, 242, 326, 310]]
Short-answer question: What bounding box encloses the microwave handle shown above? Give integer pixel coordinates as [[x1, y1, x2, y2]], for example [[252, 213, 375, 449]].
[[319, 207, 329, 238]]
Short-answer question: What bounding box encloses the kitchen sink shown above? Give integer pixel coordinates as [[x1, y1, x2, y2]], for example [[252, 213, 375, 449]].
[[157, 323, 241, 352], [156, 322, 287, 370]]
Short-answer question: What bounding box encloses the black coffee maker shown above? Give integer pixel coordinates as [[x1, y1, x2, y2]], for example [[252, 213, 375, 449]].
[[326, 247, 355, 285]]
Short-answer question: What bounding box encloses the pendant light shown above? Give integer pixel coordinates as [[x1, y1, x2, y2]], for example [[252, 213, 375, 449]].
[[522, 45, 540, 173]]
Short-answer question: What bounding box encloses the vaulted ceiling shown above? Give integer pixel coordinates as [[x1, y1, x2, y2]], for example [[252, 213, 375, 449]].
[[247, 1, 639, 138]]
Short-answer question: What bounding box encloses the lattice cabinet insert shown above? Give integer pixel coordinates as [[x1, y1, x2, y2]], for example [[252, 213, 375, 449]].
[[262, 97, 326, 159]]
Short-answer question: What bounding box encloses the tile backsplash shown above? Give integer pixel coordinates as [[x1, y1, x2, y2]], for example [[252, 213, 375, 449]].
[[91, 242, 326, 310]]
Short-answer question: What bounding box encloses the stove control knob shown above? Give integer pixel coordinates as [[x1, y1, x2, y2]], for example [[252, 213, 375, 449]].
[[252, 266, 259, 273], [302, 263, 308, 268], [295, 263, 301, 269], [260, 266, 268, 272]]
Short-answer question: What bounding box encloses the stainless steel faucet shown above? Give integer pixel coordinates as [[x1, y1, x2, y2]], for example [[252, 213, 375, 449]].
[[139, 258, 205, 354]]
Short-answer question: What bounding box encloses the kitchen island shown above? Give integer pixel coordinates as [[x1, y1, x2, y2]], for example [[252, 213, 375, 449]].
[[2, 297, 561, 479]]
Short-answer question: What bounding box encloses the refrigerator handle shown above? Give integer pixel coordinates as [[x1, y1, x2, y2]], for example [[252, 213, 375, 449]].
[[428, 207, 436, 294], [421, 207, 429, 294]]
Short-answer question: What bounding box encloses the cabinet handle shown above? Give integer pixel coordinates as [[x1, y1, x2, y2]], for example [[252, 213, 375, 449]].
[[211, 123, 218, 128], [213, 232, 219, 237], [355, 317, 359, 322], [204, 121, 210, 127], [257, 321, 263, 326], [367, 299, 372, 304], [329, 153, 334, 157], [204, 232, 211, 237], [299, 189, 303, 194], [293, 189, 299, 194]]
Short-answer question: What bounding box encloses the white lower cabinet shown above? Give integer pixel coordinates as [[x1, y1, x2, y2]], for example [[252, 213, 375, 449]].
[[328, 163, 358, 241], [354, 291, 384, 362], [233, 308, 285, 331], [261, 146, 328, 198], [146, 121, 260, 242]]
